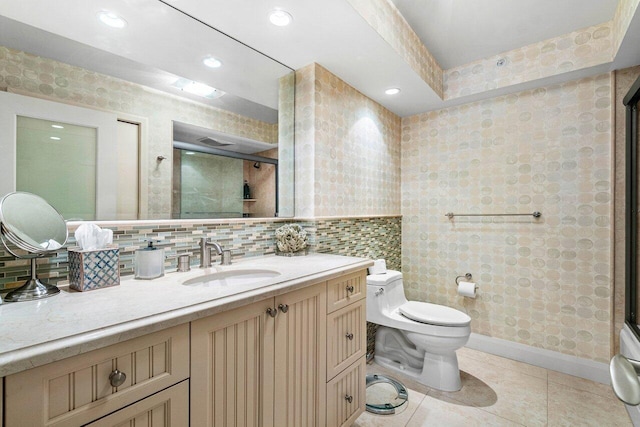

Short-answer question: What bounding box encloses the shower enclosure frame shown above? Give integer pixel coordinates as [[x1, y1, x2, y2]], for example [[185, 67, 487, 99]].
[[625, 73, 640, 340]]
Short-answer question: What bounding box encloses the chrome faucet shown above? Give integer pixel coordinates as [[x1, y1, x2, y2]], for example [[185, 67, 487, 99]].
[[199, 238, 231, 267]]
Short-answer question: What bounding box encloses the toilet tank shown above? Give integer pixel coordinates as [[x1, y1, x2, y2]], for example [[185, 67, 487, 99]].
[[366, 270, 408, 320]]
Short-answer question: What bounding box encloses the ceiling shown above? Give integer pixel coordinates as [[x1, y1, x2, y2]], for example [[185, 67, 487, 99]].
[[0, 0, 634, 118]]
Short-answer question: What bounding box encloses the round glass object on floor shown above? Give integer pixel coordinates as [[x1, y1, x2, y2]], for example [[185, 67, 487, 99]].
[[365, 374, 409, 415]]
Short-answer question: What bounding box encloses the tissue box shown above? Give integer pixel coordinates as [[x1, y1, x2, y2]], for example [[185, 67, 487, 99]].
[[68, 245, 120, 292]]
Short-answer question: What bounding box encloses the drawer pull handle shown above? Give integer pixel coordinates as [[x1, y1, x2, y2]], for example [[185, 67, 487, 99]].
[[109, 369, 127, 388], [267, 307, 278, 318], [345, 394, 353, 403], [345, 333, 354, 340], [278, 303, 289, 313], [346, 285, 355, 293]]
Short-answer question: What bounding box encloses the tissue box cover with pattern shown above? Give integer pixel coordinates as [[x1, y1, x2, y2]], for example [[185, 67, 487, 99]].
[[68, 245, 120, 291]]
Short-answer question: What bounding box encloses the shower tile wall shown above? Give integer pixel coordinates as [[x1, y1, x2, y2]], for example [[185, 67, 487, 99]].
[[295, 63, 402, 217], [0, 46, 278, 218], [0, 216, 401, 292], [401, 73, 613, 363]]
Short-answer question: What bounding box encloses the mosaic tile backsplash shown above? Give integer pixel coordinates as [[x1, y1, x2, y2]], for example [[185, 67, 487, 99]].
[[0, 216, 401, 292], [401, 73, 613, 363]]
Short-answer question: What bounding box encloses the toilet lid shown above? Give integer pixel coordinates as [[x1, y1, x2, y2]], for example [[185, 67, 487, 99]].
[[399, 301, 471, 326]]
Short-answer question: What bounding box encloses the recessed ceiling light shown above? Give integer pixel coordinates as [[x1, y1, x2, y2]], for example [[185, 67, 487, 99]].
[[51, 124, 64, 129], [50, 136, 61, 141], [171, 78, 225, 99], [385, 88, 401, 95], [203, 56, 223, 69], [269, 9, 293, 26], [97, 11, 127, 29]]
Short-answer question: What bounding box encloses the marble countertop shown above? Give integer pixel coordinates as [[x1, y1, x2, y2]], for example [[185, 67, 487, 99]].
[[0, 253, 372, 377]]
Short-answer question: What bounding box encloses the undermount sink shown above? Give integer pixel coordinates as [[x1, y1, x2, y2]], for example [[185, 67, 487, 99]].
[[182, 269, 281, 287]]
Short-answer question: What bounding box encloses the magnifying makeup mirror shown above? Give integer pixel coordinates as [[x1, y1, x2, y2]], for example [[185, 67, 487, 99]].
[[0, 192, 68, 302]]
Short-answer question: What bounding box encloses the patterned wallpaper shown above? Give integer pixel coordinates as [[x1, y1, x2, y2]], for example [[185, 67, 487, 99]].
[[444, 23, 613, 100], [346, 0, 443, 98], [0, 46, 278, 218], [0, 216, 401, 292], [401, 73, 613, 363], [613, 0, 640, 54], [294, 63, 402, 217]]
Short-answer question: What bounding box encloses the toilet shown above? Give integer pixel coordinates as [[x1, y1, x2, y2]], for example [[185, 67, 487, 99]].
[[367, 270, 471, 392]]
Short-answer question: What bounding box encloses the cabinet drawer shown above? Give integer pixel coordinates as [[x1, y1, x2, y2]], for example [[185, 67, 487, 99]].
[[5, 324, 189, 427], [326, 358, 366, 427], [327, 270, 366, 313], [326, 299, 366, 380], [86, 380, 189, 426]]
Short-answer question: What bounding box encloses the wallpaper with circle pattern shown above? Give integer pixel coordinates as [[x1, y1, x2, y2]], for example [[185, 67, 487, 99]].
[[614, 0, 640, 53], [401, 73, 613, 362]]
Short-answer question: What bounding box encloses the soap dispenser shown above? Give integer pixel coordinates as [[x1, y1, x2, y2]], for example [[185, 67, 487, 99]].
[[135, 241, 165, 279]]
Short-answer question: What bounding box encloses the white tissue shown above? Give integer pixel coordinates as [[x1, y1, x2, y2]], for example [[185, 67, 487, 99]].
[[457, 281, 477, 298], [369, 259, 387, 275], [74, 223, 113, 251], [40, 239, 62, 250]]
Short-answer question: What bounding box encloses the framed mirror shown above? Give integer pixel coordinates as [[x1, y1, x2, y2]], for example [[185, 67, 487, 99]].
[[0, 0, 295, 220]]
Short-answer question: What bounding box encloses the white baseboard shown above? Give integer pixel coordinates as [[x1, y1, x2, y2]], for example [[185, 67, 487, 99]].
[[465, 332, 610, 385]]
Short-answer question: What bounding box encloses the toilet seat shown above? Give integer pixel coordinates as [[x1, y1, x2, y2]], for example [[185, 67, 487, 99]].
[[399, 301, 471, 327]]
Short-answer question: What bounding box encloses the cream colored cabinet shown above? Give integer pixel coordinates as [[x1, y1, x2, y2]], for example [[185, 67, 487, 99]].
[[85, 380, 189, 426], [4, 324, 189, 427], [326, 271, 367, 425], [191, 282, 327, 427]]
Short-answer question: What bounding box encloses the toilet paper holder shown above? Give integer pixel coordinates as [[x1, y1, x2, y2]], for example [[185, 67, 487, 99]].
[[455, 273, 472, 286]]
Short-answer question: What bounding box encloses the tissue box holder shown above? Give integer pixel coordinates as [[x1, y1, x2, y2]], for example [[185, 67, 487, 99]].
[[68, 245, 120, 292]]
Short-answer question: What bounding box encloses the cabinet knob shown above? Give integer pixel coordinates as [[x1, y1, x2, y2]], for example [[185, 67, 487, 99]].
[[278, 303, 289, 313], [109, 369, 127, 388], [345, 333, 354, 340], [345, 394, 353, 403], [267, 307, 278, 318], [346, 285, 355, 293]]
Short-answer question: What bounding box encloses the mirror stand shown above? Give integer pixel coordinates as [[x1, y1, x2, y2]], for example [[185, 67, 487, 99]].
[[4, 256, 60, 302]]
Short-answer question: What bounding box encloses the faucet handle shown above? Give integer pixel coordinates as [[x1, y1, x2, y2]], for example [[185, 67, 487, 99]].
[[221, 250, 232, 266]]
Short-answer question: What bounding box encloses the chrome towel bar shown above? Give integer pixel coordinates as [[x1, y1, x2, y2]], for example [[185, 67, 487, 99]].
[[445, 211, 541, 219]]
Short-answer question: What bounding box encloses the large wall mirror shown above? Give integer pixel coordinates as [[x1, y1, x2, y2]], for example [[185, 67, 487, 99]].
[[0, 0, 295, 220]]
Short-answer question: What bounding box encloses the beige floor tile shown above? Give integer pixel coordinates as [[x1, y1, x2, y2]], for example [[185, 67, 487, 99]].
[[406, 393, 524, 427], [548, 370, 613, 398], [548, 382, 632, 427], [436, 356, 548, 426], [353, 387, 426, 427], [458, 347, 548, 380]]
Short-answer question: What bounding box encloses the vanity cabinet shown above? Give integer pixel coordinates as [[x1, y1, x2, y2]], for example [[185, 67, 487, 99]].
[[4, 324, 189, 427], [191, 282, 327, 427]]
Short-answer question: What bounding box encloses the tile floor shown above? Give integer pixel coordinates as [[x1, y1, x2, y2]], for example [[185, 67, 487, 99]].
[[354, 347, 632, 427]]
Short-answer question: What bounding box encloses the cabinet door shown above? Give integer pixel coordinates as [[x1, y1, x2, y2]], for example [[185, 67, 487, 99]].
[[274, 283, 327, 427], [191, 298, 275, 427], [85, 380, 189, 426]]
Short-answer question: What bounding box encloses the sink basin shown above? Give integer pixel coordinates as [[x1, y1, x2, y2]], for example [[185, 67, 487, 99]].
[[182, 269, 281, 288]]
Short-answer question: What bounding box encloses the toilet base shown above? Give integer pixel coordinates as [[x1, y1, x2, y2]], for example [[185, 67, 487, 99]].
[[374, 327, 463, 392]]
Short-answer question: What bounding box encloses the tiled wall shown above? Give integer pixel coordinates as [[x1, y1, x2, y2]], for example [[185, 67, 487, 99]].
[[444, 23, 613, 100], [0, 216, 401, 292], [0, 46, 278, 218], [346, 0, 443, 98], [295, 63, 402, 217], [401, 73, 613, 363]]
